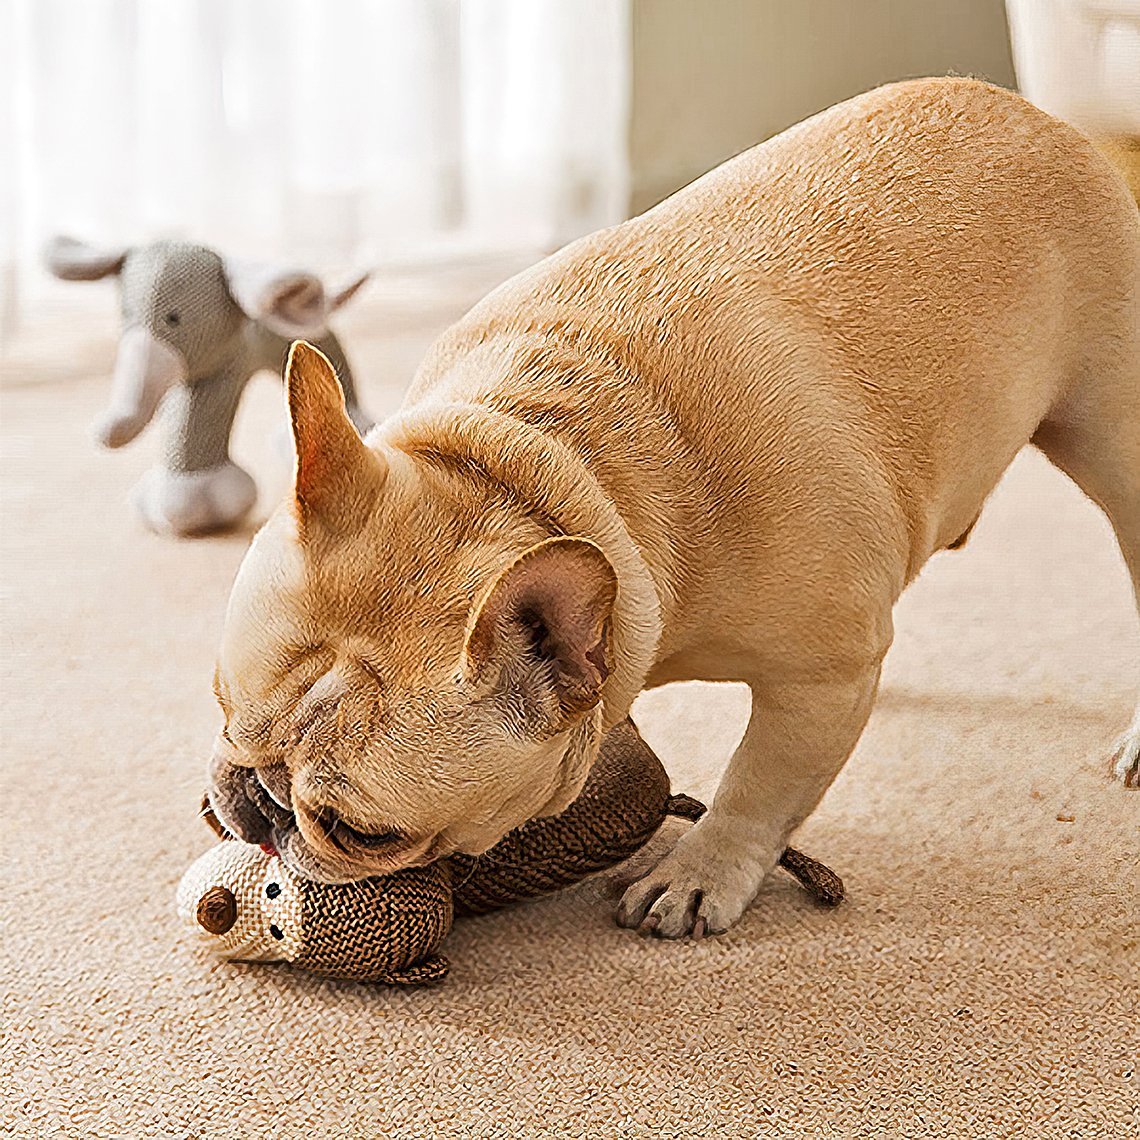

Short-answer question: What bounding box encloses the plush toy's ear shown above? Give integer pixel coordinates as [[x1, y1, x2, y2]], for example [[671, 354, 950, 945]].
[[224, 260, 328, 337], [465, 537, 618, 730], [44, 236, 128, 281], [286, 340, 386, 525], [224, 261, 369, 338]]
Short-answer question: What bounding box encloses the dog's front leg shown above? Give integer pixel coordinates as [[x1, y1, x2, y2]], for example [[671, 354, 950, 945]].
[[617, 667, 880, 938]]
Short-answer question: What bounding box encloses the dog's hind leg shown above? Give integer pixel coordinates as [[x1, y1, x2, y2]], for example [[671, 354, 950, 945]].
[[1033, 339, 1140, 787]]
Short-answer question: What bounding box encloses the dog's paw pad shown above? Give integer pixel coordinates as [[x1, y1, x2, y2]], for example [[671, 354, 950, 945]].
[[617, 873, 749, 939], [615, 830, 772, 939]]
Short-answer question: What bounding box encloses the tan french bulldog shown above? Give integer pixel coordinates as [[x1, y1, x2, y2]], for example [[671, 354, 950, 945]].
[[209, 78, 1139, 939]]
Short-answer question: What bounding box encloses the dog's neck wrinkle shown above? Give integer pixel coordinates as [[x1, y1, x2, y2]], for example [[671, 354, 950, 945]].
[[396, 439, 567, 542], [381, 403, 664, 730], [400, 323, 695, 615]]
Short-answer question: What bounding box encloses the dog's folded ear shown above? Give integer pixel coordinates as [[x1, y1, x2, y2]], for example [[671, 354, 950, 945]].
[[285, 340, 386, 529], [464, 537, 618, 730]]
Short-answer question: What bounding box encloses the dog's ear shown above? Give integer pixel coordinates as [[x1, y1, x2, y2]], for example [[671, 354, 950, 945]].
[[285, 340, 386, 526], [465, 537, 618, 730]]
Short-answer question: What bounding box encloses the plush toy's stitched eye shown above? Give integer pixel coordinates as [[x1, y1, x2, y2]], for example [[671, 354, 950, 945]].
[[269, 924, 284, 941], [265, 882, 281, 899], [165, 310, 180, 326]]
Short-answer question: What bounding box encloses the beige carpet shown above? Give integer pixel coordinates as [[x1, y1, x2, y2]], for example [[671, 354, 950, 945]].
[[2, 274, 1137, 1139]]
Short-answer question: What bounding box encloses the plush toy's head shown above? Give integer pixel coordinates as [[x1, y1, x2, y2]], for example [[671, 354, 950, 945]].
[[177, 840, 452, 985]]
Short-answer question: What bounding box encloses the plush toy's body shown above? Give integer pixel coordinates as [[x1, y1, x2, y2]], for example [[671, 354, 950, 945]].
[[179, 721, 843, 985], [46, 237, 370, 536]]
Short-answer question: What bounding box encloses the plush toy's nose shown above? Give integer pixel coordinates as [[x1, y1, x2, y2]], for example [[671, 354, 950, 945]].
[[196, 886, 237, 935]]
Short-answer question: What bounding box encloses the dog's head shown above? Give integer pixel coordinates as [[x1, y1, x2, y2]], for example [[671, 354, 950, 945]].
[[209, 342, 617, 882]]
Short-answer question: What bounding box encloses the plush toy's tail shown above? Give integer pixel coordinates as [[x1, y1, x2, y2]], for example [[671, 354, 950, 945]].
[[777, 847, 845, 908], [664, 793, 706, 822]]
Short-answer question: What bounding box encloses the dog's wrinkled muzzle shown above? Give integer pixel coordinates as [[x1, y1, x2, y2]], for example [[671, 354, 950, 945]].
[[206, 750, 293, 847]]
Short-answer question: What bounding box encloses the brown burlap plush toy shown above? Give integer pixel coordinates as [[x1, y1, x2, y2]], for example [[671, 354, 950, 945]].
[[178, 720, 843, 985]]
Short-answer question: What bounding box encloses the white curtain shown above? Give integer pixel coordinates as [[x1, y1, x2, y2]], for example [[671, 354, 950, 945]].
[[0, 0, 630, 344]]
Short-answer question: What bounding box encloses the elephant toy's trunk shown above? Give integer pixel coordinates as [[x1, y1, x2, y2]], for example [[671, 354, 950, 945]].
[[92, 326, 188, 448]]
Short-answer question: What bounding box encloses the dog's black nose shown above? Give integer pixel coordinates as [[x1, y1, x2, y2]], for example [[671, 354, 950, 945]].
[[207, 757, 272, 846]]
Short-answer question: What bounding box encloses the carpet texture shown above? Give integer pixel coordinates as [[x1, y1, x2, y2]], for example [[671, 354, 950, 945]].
[[2, 275, 1137, 1139]]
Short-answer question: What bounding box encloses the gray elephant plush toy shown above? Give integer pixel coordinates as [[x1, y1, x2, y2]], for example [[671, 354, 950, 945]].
[[47, 236, 371, 536]]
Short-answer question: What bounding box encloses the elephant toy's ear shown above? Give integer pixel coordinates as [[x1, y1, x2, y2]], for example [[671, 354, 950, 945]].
[[223, 260, 370, 339], [327, 271, 370, 312], [44, 236, 128, 281]]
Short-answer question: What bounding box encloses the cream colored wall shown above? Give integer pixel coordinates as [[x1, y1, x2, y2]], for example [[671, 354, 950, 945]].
[[629, 0, 1017, 214]]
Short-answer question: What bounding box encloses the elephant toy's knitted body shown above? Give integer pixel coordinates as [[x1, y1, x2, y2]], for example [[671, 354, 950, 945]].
[[47, 237, 370, 536]]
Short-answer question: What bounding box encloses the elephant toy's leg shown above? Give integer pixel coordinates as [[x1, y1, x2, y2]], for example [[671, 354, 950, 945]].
[[132, 367, 257, 536]]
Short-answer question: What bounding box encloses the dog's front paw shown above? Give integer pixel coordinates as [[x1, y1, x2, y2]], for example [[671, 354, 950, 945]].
[[615, 816, 780, 939], [1109, 723, 1140, 788]]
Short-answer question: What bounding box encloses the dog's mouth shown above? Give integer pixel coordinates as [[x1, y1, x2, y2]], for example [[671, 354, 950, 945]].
[[268, 825, 449, 884], [205, 758, 448, 883], [293, 800, 438, 877]]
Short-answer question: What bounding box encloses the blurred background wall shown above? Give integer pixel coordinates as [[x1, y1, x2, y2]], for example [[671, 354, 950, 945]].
[[628, 0, 1015, 215], [5, 0, 1138, 354]]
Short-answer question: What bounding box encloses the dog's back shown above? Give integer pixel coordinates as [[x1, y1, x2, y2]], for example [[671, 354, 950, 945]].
[[214, 80, 1140, 942], [411, 79, 1138, 582]]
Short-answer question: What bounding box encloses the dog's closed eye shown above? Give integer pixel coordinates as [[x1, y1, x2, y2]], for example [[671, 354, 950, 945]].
[[314, 807, 406, 855]]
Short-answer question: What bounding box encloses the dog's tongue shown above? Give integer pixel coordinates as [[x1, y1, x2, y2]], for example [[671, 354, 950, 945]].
[[260, 842, 278, 857]]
